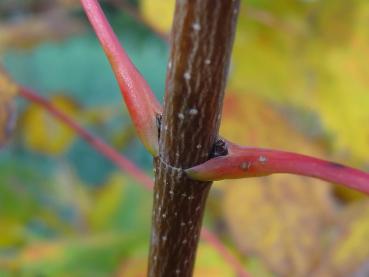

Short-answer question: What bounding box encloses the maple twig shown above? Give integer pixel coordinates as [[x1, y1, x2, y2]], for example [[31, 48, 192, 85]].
[[18, 86, 250, 277], [80, 0, 162, 156], [187, 140, 369, 195]]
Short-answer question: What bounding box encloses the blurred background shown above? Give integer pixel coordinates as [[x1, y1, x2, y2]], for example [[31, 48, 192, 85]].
[[1, 0, 369, 276]]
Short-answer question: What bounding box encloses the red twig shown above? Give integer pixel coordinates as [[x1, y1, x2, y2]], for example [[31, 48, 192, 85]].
[[19, 86, 153, 190], [18, 86, 250, 276], [187, 140, 369, 195]]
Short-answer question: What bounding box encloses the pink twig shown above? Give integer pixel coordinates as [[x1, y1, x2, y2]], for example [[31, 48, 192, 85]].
[[18, 87, 250, 276], [80, 0, 162, 155], [187, 140, 369, 195], [19, 86, 153, 190]]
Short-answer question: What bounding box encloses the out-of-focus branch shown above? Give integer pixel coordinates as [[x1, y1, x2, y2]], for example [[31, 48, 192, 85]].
[[19, 86, 153, 189]]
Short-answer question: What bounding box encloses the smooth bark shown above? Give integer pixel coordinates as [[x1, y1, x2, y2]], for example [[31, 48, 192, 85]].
[[148, 1, 240, 276]]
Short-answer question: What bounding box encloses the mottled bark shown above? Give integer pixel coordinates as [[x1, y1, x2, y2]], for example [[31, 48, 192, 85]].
[[148, 1, 240, 276]]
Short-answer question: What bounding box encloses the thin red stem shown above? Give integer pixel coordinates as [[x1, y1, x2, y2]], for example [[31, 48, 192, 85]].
[[19, 86, 153, 190], [18, 87, 250, 276], [187, 141, 369, 195]]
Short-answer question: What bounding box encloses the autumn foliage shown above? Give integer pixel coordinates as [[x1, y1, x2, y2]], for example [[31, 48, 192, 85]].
[[1, 0, 369, 276]]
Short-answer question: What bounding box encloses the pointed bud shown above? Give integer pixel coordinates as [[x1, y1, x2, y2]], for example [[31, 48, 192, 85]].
[[81, 0, 162, 156], [186, 140, 369, 195]]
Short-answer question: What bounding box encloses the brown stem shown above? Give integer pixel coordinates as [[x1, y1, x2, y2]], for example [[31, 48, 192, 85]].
[[148, 1, 240, 276], [17, 84, 250, 277]]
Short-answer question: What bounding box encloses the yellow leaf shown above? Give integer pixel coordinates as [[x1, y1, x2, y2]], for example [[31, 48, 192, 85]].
[[312, 39, 369, 162], [228, 2, 369, 163], [219, 94, 337, 276], [88, 172, 127, 230], [194, 242, 238, 277], [139, 0, 174, 34], [314, 201, 369, 277], [222, 175, 334, 276], [0, 218, 25, 247], [22, 95, 79, 155], [0, 68, 18, 146], [221, 93, 325, 154]]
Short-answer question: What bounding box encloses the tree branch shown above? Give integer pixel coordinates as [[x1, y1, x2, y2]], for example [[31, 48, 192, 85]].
[[18, 86, 250, 276], [149, 1, 240, 276]]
